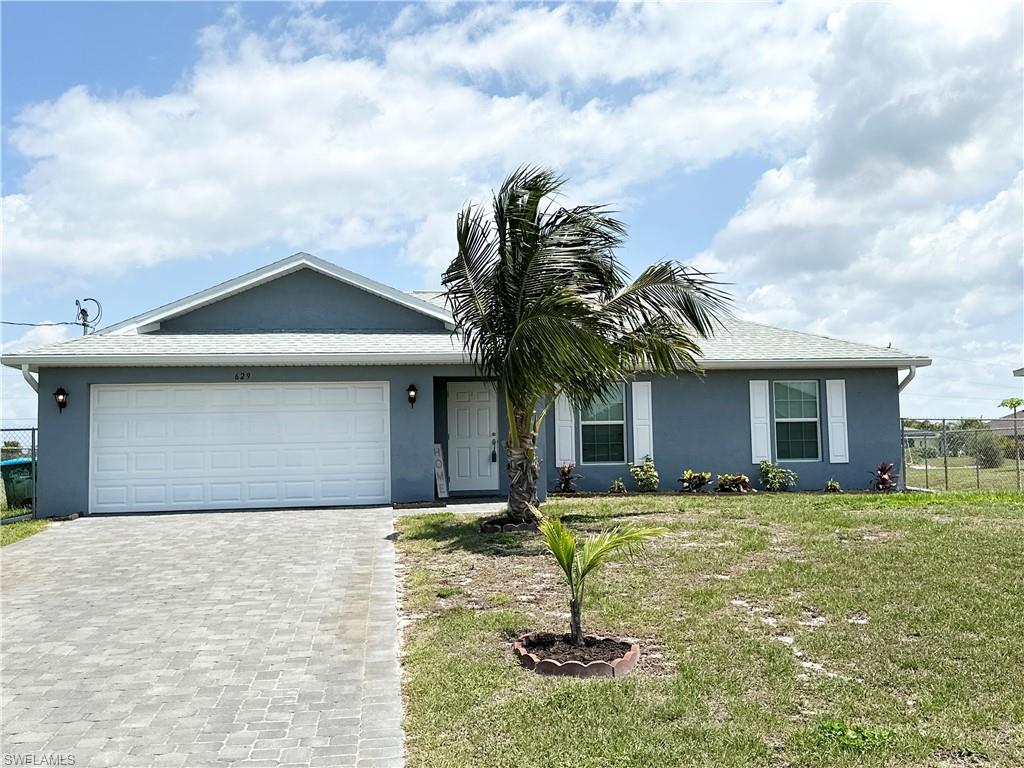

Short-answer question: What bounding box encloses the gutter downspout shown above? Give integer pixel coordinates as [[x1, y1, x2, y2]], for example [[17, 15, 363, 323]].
[[21, 365, 39, 393], [897, 365, 917, 392]]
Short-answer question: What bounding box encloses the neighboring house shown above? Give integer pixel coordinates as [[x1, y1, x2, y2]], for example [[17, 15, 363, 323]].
[[986, 413, 1023, 438], [1, 253, 931, 517]]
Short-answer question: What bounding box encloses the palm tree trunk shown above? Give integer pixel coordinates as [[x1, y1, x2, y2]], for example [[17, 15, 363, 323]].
[[506, 428, 539, 522], [505, 404, 539, 522], [569, 596, 585, 646]]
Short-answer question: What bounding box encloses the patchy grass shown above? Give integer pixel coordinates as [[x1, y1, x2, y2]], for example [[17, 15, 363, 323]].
[[396, 491, 1024, 768], [1, 518, 48, 546], [1, 507, 31, 520]]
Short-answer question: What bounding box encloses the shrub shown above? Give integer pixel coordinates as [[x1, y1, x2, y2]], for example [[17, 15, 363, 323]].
[[678, 469, 712, 492], [824, 478, 842, 493], [716, 473, 756, 493], [608, 478, 626, 494], [974, 431, 1004, 469], [758, 461, 798, 492], [870, 462, 899, 491], [556, 462, 582, 493], [628, 456, 659, 492]]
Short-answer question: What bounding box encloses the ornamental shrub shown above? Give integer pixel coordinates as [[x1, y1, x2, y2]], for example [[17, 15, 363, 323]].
[[628, 455, 659, 492], [758, 461, 799, 491]]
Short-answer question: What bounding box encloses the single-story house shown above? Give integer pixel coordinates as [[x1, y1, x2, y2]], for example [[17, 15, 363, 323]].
[[2, 253, 930, 517]]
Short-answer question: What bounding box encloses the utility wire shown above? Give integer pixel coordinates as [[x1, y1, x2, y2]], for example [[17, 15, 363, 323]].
[[1, 321, 81, 327]]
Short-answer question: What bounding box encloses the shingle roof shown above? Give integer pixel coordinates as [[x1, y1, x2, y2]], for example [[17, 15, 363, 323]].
[[2, 332, 466, 368], [2, 317, 929, 370]]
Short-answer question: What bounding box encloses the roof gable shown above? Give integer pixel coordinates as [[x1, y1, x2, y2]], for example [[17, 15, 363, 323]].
[[102, 253, 453, 335]]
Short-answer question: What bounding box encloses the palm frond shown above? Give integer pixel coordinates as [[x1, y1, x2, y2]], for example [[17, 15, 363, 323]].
[[539, 517, 577, 585], [574, 525, 665, 581]]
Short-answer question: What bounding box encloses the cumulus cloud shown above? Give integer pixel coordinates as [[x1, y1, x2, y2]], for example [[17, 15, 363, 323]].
[[1, 1, 1021, 418], [703, 2, 1023, 416], [1, 2, 828, 290]]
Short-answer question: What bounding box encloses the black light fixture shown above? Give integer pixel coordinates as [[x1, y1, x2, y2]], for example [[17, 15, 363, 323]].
[[54, 387, 69, 413], [407, 384, 418, 407]]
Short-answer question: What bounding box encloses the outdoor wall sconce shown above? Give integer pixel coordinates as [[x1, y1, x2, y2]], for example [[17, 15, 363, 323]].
[[407, 384, 418, 407], [54, 387, 69, 414]]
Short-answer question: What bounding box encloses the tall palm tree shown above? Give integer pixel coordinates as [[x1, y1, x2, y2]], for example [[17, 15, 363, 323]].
[[442, 167, 730, 521]]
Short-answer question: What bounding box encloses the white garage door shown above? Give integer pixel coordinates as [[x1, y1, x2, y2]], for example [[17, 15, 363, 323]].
[[89, 382, 390, 513]]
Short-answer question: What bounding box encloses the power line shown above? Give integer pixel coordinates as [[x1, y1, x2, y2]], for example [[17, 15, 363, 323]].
[[2, 321, 80, 327]]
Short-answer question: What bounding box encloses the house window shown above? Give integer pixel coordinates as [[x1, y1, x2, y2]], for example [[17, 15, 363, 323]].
[[773, 381, 820, 461], [580, 384, 626, 464]]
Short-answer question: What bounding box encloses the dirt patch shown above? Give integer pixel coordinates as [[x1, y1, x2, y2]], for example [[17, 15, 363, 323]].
[[932, 747, 989, 766], [520, 632, 633, 664]]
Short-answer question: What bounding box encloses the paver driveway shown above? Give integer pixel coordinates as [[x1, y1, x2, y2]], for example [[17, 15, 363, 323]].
[[1, 509, 403, 767]]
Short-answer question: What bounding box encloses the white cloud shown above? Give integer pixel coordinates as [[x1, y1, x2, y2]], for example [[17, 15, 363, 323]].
[[1, 325, 71, 426], [703, 2, 1023, 417], [1, 2, 829, 291], [1, 1, 1021, 417]]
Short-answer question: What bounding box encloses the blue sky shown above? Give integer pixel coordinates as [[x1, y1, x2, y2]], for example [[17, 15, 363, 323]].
[[2, 2, 1021, 424]]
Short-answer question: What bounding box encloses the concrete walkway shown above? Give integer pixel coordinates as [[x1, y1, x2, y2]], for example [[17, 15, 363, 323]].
[[1, 509, 403, 768]]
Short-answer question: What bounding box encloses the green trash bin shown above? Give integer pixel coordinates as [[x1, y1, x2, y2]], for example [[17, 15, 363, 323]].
[[1, 457, 35, 509]]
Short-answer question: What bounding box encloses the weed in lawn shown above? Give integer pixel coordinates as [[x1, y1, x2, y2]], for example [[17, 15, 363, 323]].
[[814, 718, 891, 753]]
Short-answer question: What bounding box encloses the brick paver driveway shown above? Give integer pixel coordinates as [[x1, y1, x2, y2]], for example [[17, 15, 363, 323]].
[[1, 509, 403, 767]]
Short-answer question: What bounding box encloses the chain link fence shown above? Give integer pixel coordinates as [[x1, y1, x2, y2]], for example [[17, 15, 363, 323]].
[[902, 418, 1023, 492], [1, 427, 38, 520]]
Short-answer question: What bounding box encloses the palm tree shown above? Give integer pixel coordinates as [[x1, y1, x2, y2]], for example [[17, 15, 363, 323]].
[[442, 166, 730, 521], [539, 514, 664, 646]]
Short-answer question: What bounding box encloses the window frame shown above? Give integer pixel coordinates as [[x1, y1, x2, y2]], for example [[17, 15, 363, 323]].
[[772, 380, 822, 463], [578, 383, 628, 465]]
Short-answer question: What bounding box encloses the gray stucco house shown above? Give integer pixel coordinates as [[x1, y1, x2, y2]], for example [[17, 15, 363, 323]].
[[3, 252, 930, 517]]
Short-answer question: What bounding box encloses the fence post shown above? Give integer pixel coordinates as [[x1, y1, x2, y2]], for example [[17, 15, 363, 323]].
[[975, 432, 980, 489], [31, 427, 38, 518], [942, 419, 949, 491], [924, 438, 930, 489], [1015, 413, 1021, 493]]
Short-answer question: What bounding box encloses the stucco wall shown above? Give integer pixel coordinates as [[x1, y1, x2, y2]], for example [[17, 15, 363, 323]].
[[37, 364, 542, 516], [542, 368, 903, 493], [158, 269, 447, 332]]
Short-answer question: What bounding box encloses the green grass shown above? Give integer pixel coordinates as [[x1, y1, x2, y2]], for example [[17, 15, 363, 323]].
[[905, 460, 1022, 491], [396, 491, 1024, 768], [1, 506, 32, 520], [1, 518, 48, 546]]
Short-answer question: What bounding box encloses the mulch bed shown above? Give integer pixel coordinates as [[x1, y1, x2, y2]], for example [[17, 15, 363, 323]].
[[520, 632, 632, 663]]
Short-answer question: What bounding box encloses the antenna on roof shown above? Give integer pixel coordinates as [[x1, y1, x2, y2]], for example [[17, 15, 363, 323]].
[[74, 298, 103, 336]]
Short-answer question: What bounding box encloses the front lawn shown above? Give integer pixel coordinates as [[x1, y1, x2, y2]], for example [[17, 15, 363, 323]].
[[396, 492, 1024, 768]]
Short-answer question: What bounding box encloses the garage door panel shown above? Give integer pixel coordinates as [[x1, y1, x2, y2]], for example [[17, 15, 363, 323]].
[[91, 382, 390, 512]]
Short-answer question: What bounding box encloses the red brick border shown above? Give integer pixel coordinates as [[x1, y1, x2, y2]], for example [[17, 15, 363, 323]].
[[512, 632, 640, 678]]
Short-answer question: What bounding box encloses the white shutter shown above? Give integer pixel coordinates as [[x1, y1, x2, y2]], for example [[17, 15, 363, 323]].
[[554, 394, 576, 466], [631, 381, 654, 462], [749, 380, 772, 463], [826, 379, 850, 464]]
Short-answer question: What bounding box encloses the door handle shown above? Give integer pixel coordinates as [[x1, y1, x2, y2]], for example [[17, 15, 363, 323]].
[[490, 435, 498, 463]]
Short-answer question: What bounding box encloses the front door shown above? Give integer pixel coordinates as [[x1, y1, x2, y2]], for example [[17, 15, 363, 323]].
[[447, 382, 499, 492]]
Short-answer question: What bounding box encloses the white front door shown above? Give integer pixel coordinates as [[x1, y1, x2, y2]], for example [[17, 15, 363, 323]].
[[447, 382, 499, 492]]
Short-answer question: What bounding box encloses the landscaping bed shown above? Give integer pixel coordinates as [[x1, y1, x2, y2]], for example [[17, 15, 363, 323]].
[[396, 491, 1024, 768]]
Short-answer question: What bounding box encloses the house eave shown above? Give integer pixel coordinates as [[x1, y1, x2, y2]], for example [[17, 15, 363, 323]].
[[2, 353, 931, 372]]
